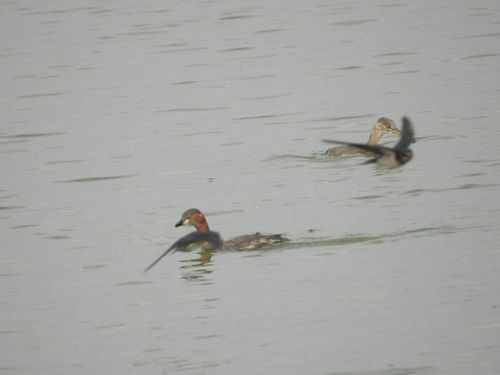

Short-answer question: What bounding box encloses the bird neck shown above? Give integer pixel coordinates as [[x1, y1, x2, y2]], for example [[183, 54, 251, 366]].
[[193, 214, 210, 232], [367, 128, 383, 145]]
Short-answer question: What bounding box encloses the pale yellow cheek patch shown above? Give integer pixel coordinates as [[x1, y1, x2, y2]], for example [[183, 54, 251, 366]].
[[182, 218, 190, 225]]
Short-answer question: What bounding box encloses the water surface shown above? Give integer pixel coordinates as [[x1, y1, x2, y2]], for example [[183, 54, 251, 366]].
[[1, 0, 500, 374]]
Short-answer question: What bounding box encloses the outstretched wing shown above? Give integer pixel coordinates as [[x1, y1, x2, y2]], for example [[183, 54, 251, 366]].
[[322, 139, 392, 156], [172, 231, 222, 251], [144, 244, 177, 273], [144, 231, 222, 272], [394, 117, 415, 151]]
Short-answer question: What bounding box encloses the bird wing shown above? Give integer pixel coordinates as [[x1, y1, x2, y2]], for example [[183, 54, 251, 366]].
[[394, 117, 415, 151], [144, 244, 177, 273], [322, 139, 393, 156], [144, 231, 222, 272], [172, 231, 222, 250]]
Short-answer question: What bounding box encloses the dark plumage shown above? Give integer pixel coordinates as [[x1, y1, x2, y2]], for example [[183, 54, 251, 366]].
[[144, 231, 222, 273]]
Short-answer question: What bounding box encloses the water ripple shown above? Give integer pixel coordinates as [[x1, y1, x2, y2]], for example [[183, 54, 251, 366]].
[[373, 51, 418, 57], [280, 234, 382, 251], [17, 92, 65, 99], [234, 112, 304, 121], [453, 32, 500, 40], [402, 183, 498, 196], [217, 46, 255, 53], [308, 113, 376, 123], [462, 53, 500, 60], [56, 175, 137, 183], [0, 132, 65, 139], [159, 106, 230, 113], [329, 366, 435, 375], [0, 206, 24, 211], [255, 28, 288, 33], [219, 14, 258, 21], [332, 19, 377, 26], [115, 281, 154, 287]]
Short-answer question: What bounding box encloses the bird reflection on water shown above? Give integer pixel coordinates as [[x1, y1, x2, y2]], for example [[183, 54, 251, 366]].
[[179, 249, 214, 282]]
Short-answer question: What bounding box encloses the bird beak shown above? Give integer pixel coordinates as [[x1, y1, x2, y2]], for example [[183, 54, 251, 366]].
[[389, 127, 401, 136], [175, 218, 190, 227]]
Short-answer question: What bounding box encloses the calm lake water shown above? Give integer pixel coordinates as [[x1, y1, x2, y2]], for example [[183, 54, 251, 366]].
[[2, 0, 500, 374]]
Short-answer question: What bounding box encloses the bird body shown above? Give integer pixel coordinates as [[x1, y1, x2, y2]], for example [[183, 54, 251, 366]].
[[325, 117, 401, 157], [144, 208, 288, 272], [323, 117, 415, 167]]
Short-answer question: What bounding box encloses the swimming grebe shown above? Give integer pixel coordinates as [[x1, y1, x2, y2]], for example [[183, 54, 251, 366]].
[[323, 117, 415, 167], [144, 208, 288, 272], [325, 117, 401, 157], [175, 208, 288, 250]]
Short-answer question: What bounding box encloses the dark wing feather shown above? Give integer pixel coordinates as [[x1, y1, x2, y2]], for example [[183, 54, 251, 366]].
[[322, 139, 391, 156], [144, 244, 176, 273], [172, 231, 223, 251], [144, 231, 222, 272], [394, 117, 415, 151]]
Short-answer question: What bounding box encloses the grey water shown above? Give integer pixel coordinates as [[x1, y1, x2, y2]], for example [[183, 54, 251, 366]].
[[2, 0, 500, 374]]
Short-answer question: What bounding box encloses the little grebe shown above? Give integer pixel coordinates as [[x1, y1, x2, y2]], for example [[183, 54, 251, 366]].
[[175, 208, 288, 250], [144, 208, 288, 272], [325, 117, 401, 157], [323, 117, 415, 167]]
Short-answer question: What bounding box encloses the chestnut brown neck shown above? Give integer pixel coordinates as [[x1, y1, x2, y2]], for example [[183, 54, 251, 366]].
[[192, 213, 210, 232]]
